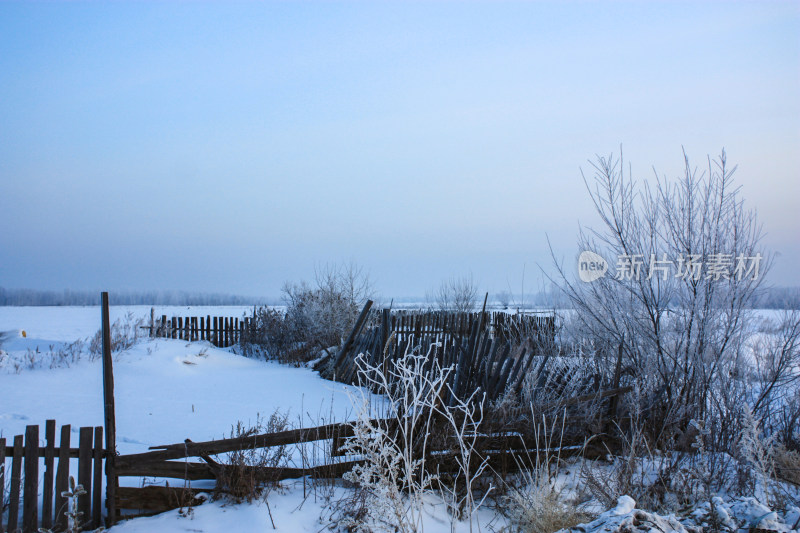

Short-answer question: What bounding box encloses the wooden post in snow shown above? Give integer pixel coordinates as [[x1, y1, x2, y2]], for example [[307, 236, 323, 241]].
[[101, 292, 117, 526]]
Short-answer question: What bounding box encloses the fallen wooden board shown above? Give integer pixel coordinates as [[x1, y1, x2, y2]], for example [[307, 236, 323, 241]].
[[115, 486, 206, 513]]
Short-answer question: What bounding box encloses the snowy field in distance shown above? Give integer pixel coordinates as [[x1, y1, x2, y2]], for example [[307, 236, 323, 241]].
[[0, 304, 262, 343], [0, 305, 502, 532], [0, 305, 374, 460]]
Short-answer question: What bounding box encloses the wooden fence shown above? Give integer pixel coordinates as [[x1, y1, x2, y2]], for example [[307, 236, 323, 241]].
[[109, 380, 630, 518], [317, 302, 559, 404], [386, 309, 555, 344], [0, 292, 117, 531], [112, 420, 362, 516], [0, 294, 618, 526], [149, 314, 249, 348], [148, 308, 555, 352], [1, 421, 108, 533]]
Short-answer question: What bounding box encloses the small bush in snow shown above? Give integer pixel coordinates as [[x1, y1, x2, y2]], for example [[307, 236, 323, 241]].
[[500, 412, 592, 533], [88, 312, 147, 358], [772, 444, 800, 487], [213, 410, 291, 504]]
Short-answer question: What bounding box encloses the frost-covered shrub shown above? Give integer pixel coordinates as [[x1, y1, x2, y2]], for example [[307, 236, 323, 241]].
[[2, 318, 145, 372], [88, 312, 147, 358], [501, 412, 592, 533], [554, 151, 776, 452], [214, 411, 290, 503], [333, 343, 493, 533], [748, 311, 800, 450], [505, 480, 591, 533], [773, 444, 800, 486], [243, 262, 372, 365], [38, 476, 103, 533], [337, 349, 449, 533], [339, 402, 413, 532], [240, 306, 297, 362], [429, 274, 478, 313]]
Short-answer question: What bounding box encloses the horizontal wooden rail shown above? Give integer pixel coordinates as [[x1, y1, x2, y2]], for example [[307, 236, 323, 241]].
[[116, 459, 363, 482], [139, 326, 238, 334], [115, 420, 391, 468], [1, 446, 112, 459]]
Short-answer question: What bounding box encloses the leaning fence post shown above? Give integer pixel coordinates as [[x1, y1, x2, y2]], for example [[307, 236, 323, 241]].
[[101, 292, 117, 526], [333, 300, 373, 371]]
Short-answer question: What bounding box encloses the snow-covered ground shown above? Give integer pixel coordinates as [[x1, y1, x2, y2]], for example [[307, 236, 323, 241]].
[[0, 305, 259, 343], [0, 336, 369, 457], [2, 306, 798, 532], [0, 306, 499, 532]]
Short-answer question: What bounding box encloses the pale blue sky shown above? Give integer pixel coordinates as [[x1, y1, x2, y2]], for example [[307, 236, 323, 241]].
[[1, 1, 798, 298]]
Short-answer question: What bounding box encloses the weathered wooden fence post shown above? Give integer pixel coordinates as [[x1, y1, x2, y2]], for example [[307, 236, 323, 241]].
[[78, 427, 93, 522], [93, 426, 104, 527], [8, 435, 22, 531], [41, 419, 56, 529], [0, 436, 5, 533], [101, 292, 118, 526], [22, 425, 38, 532], [55, 424, 71, 531], [333, 300, 373, 371]]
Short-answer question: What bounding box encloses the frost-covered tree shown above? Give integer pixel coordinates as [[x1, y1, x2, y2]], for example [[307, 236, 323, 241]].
[[432, 274, 479, 313], [553, 149, 777, 448]]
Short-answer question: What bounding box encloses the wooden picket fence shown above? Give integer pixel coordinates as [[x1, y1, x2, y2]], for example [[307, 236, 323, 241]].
[[109, 381, 631, 518], [317, 302, 558, 404], [149, 314, 249, 348], [148, 309, 555, 351], [2, 410, 638, 528], [0, 293, 609, 527], [1, 421, 108, 533], [387, 309, 555, 344]]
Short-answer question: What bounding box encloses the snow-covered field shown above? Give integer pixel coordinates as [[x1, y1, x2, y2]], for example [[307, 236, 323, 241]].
[[0, 306, 368, 454], [0, 305, 258, 343], [0, 306, 499, 532], [2, 306, 798, 533]]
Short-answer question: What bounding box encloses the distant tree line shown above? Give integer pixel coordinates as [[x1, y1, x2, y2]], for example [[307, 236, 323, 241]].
[[754, 286, 800, 309], [492, 286, 799, 311], [2, 284, 795, 309], [0, 287, 274, 306]]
